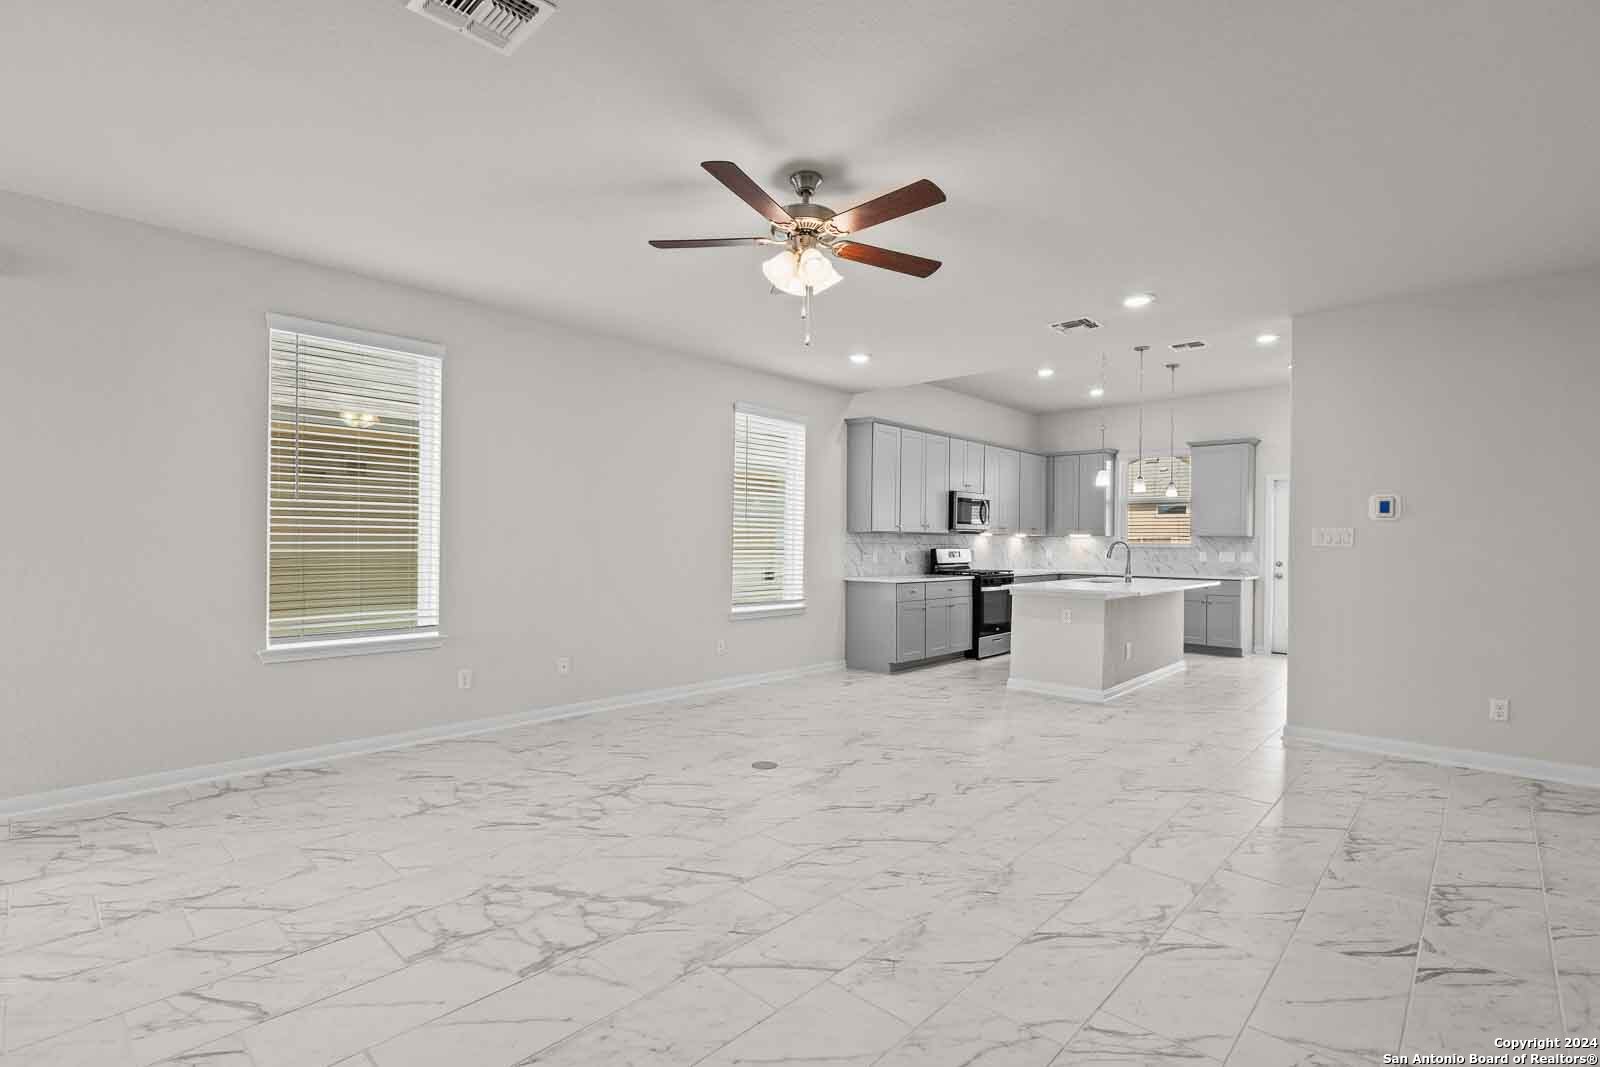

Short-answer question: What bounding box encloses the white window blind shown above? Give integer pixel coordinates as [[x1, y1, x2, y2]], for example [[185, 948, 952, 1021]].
[[1125, 455, 1192, 545], [731, 404, 806, 614], [267, 317, 442, 649]]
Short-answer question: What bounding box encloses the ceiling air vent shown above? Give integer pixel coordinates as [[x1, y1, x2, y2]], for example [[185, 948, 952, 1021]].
[[1049, 318, 1102, 334], [406, 0, 558, 54], [1169, 340, 1207, 350]]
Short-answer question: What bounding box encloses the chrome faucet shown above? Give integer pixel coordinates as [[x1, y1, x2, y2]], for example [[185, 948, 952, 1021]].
[[1107, 540, 1133, 582]]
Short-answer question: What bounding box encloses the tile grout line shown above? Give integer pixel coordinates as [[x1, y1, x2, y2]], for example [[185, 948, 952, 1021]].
[[1396, 768, 1451, 1054], [1531, 786, 1569, 1035], [1217, 755, 1376, 1063]]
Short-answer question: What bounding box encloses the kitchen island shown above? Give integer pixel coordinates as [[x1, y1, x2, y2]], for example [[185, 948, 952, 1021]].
[[1007, 578, 1220, 703]]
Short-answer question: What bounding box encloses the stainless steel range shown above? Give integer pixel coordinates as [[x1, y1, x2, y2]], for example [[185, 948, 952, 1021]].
[[930, 547, 1014, 659]]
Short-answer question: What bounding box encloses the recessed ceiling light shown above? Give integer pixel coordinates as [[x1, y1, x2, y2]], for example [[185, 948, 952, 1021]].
[[1256, 333, 1280, 346], [1122, 292, 1156, 310], [1037, 367, 1055, 379], [1089, 385, 1105, 398], [848, 352, 870, 365]]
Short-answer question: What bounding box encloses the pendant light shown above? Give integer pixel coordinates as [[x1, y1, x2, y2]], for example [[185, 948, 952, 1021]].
[[1164, 362, 1180, 498], [1093, 352, 1111, 488], [1132, 346, 1149, 494]]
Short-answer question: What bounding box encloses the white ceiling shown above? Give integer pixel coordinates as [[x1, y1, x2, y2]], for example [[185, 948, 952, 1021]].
[[3, 1, 1598, 408]]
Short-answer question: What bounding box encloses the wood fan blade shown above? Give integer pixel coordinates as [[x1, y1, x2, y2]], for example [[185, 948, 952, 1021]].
[[649, 238, 768, 248], [833, 241, 942, 278], [701, 161, 794, 227], [830, 179, 946, 234]]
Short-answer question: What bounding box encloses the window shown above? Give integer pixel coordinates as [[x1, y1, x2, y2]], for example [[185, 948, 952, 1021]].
[[1125, 455, 1192, 545], [263, 315, 443, 660], [731, 404, 806, 616]]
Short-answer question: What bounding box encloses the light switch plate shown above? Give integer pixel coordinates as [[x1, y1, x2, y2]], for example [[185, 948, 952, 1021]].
[[1219, 550, 1237, 563]]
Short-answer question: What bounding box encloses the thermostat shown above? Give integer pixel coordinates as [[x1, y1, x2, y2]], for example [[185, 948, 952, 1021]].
[[1369, 494, 1400, 520]]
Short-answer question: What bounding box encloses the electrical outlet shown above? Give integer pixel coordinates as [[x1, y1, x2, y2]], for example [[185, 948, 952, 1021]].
[[1489, 698, 1510, 722], [1124, 641, 1133, 661], [1313, 527, 1355, 548], [556, 657, 572, 676], [457, 668, 473, 690], [1060, 608, 1072, 624], [716, 639, 727, 656]]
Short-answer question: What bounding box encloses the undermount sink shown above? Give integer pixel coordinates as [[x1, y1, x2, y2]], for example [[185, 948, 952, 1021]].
[[1080, 577, 1126, 584]]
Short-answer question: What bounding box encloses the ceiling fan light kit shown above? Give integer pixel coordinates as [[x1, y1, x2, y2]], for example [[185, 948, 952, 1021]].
[[650, 162, 946, 346]]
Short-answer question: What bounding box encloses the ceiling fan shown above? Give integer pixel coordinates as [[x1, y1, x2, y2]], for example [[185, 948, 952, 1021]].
[[650, 162, 946, 346]]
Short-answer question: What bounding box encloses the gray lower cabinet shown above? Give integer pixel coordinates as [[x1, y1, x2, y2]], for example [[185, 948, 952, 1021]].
[[895, 602, 926, 660], [847, 581, 974, 672], [1183, 581, 1254, 656]]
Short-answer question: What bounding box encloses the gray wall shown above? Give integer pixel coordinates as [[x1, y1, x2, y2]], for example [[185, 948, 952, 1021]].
[[1289, 267, 1598, 768], [0, 192, 850, 800]]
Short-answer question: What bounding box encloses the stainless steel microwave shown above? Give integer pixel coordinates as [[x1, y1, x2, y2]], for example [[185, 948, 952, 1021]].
[[950, 491, 991, 533]]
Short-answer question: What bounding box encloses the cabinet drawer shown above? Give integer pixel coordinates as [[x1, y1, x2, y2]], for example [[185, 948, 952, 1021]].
[[925, 580, 971, 601], [895, 583, 926, 602]]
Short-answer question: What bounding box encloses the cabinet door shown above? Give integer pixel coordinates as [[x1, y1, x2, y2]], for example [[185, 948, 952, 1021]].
[[1020, 452, 1046, 534], [898, 429, 925, 531], [948, 599, 973, 653], [1183, 593, 1207, 644], [964, 440, 984, 491], [1191, 442, 1254, 537], [925, 434, 951, 532], [948, 438, 967, 493], [995, 448, 1021, 531], [982, 445, 1001, 522], [1077, 453, 1113, 536], [895, 603, 926, 662], [1205, 597, 1242, 648], [925, 601, 951, 656], [1049, 455, 1079, 534], [870, 423, 900, 532]]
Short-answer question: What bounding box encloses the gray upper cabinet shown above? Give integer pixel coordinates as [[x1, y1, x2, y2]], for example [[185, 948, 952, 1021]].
[[1047, 450, 1116, 535], [898, 429, 926, 532], [1189, 438, 1258, 537], [849, 419, 1046, 536], [989, 447, 1020, 531], [925, 434, 951, 532], [1020, 451, 1046, 535], [870, 423, 900, 531], [1048, 454, 1079, 534], [949, 438, 984, 492]]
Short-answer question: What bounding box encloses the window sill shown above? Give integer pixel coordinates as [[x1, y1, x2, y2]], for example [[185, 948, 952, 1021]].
[[259, 631, 444, 664], [729, 603, 806, 621]]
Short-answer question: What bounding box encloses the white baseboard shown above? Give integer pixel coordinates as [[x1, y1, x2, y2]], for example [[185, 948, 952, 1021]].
[[1008, 660, 1188, 705], [1283, 724, 1600, 789], [1, 660, 846, 819]]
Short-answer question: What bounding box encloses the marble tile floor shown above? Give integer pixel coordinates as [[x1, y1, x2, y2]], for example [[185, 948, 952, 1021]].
[[2, 655, 1595, 1065]]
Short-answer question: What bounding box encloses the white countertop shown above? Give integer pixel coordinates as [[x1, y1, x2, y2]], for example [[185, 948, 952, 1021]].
[[1011, 567, 1258, 581], [844, 575, 974, 584], [1006, 577, 1221, 600], [847, 571, 1256, 584]]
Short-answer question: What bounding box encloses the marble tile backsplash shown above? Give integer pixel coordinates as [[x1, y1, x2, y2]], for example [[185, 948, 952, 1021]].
[[844, 532, 1261, 578]]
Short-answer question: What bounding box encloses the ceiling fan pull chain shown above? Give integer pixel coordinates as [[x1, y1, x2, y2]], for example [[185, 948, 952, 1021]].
[[802, 285, 813, 347]]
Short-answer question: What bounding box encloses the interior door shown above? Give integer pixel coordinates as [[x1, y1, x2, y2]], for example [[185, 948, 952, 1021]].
[[898, 429, 925, 531], [1272, 478, 1291, 653]]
